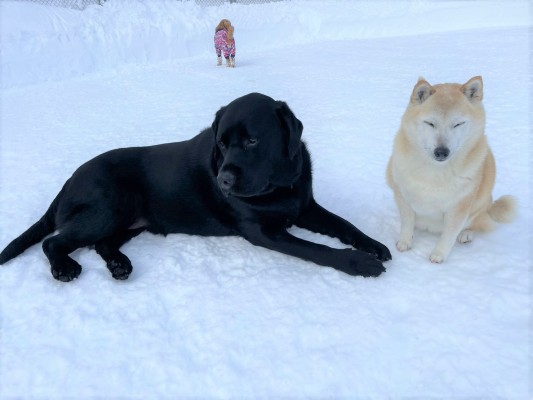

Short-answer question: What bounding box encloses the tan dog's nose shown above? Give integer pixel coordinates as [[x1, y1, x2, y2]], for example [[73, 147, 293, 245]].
[[434, 146, 450, 161]]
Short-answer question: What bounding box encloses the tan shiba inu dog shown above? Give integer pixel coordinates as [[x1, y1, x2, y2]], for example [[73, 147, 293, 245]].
[[387, 76, 516, 263]]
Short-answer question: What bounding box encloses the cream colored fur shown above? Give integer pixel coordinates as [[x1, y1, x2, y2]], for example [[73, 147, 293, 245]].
[[387, 76, 517, 263]]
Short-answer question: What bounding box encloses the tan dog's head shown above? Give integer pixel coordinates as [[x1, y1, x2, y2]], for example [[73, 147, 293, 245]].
[[215, 19, 234, 43], [401, 76, 486, 163], [215, 19, 231, 31]]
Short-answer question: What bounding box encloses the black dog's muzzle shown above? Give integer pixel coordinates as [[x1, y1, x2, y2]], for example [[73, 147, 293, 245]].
[[217, 170, 237, 194]]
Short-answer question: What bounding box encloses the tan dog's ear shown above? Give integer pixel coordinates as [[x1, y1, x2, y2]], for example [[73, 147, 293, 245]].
[[461, 76, 483, 103], [410, 78, 434, 105]]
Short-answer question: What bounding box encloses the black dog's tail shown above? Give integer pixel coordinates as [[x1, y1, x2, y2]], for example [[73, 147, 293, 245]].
[[0, 183, 66, 265]]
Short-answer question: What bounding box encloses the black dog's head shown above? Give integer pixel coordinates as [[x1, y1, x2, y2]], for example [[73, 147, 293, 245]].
[[211, 93, 304, 198]]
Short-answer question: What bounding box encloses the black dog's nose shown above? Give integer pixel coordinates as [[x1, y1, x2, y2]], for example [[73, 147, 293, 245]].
[[217, 171, 236, 191], [434, 146, 450, 161]]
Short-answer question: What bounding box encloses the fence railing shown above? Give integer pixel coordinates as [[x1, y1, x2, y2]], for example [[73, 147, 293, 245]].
[[10, 0, 104, 10], [10, 0, 283, 11]]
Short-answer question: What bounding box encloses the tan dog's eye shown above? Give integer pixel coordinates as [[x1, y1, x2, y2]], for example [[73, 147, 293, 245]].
[[423, 121, 435, 128], [453, 122, 465, 128]]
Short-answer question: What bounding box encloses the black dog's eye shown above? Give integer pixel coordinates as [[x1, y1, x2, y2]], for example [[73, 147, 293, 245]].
[[453, 122, 465, 128], [424, 121, 435, 128], [217, 140, 226, 149], [244, 138, 258, 149]]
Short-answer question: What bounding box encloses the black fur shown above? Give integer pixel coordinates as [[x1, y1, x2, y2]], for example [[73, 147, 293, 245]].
[[0, 93, 391, 281]]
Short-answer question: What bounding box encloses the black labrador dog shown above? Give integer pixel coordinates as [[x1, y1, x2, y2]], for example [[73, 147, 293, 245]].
[[0, 93, 391, 281]]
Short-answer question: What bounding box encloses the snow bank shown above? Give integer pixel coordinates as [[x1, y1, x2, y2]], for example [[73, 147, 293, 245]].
[[0, 0, 529, 88]]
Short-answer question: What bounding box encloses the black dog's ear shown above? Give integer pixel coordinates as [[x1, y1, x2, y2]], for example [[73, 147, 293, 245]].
[[276, 101, 303, 160], [211, 106, 227, 137]]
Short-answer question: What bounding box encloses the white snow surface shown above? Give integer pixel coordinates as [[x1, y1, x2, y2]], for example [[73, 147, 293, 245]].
[[0, 0, 530, 398]]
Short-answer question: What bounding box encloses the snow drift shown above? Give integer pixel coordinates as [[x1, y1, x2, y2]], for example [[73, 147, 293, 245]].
[[0, 0, 529, 88]]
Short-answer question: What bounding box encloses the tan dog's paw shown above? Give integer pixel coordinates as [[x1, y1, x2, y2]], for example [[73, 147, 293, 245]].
[[457, 229, 474, 244], [396, 239, 412, 252], [429, 250, 446, 263]]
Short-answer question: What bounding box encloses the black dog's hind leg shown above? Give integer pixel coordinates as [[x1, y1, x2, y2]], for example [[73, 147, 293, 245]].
[[42, 234, 86, 282], [42, 205, 136, 282], [95, 228, 145, 280], [42, 223, 118, 282], [295, 199, 392, 262]]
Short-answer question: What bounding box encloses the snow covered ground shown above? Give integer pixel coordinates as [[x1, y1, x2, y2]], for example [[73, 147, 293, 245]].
[[0, 1, 530, 398]]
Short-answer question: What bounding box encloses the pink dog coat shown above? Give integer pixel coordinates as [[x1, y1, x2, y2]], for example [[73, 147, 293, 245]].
[[214, 29, 236, 59]]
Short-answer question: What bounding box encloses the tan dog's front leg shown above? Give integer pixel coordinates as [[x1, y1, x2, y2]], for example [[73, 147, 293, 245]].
[[394, 189, 416, 252], [430, 198, 472, 263]]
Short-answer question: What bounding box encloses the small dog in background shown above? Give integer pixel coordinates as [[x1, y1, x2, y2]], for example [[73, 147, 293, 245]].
[[387, 76, 516, 263], [214, 19, 236, 68]]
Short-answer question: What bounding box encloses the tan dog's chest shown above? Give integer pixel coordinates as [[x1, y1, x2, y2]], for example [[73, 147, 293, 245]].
[[392, 159, 479, 232], [396, 164, 475, 214]]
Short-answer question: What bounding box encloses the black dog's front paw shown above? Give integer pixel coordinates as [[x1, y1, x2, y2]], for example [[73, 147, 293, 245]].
[[339, 249, 386, 278], [106, 253, 132, 280], [355, 238, 392, 262], [51, 258, 82, 282]]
